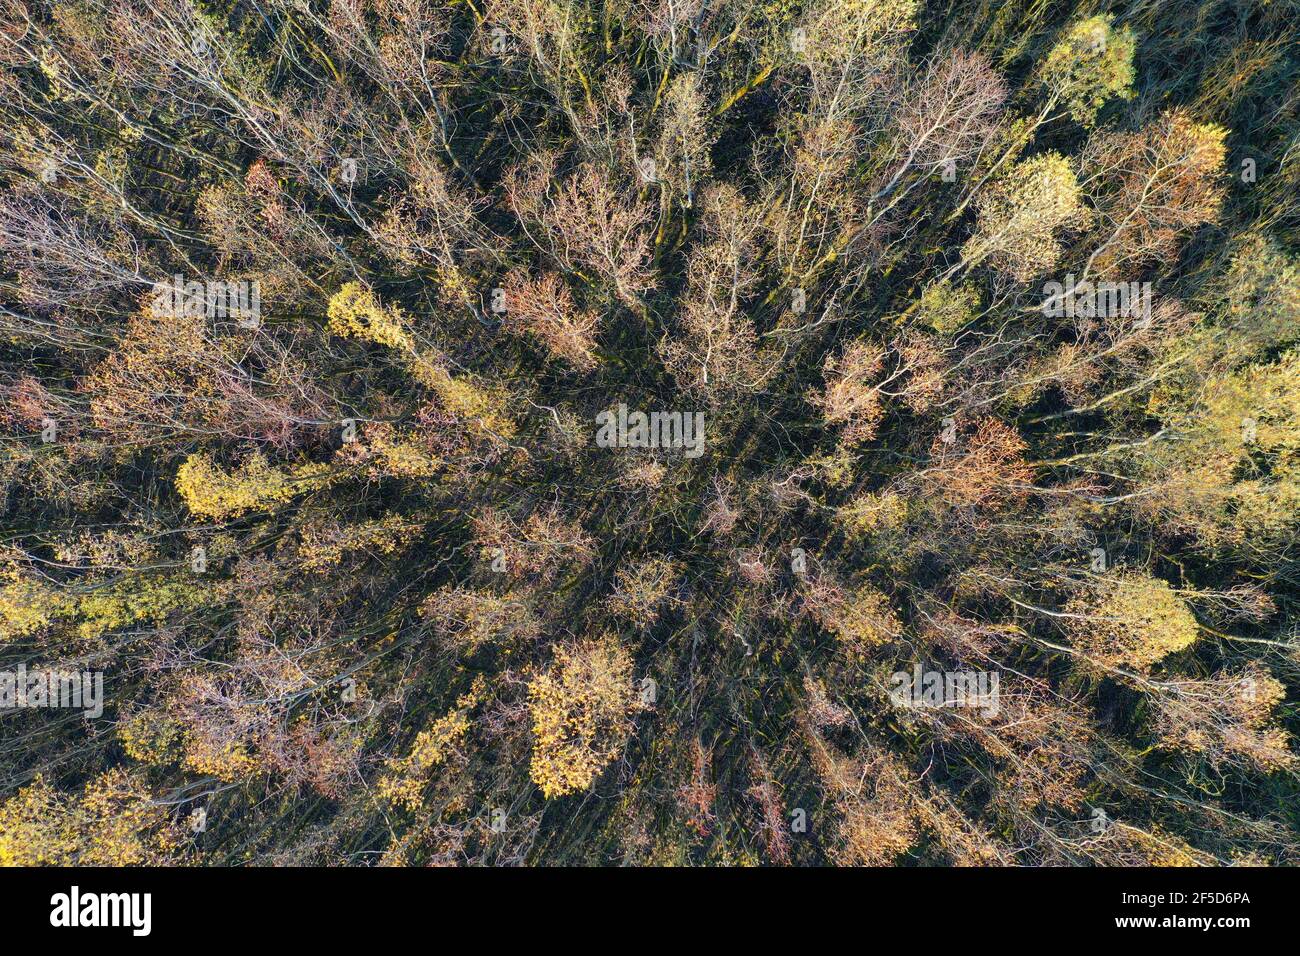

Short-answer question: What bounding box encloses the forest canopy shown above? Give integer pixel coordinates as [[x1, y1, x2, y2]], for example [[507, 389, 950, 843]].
[[0, 0, 1298, 866]]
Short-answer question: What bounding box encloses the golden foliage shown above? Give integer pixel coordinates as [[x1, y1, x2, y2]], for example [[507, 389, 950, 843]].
[[1038, 15, 1136, 125], [963, 152, 1085, 279], [294, 513, 423, 571], [119, 708, 184, 766], [74, 573, 211, 642], [326, 281, 414, 351], [1142, 349, 1300, 547], [1066, 572, 1198, 671], [528, 638, 640, 798], [379, 677, 487, 810], [836, 490, 908, 538], [914, 280, 979, 336], [0, 771, 183, 866], [0, 563, 64, 641], [176, 452, 331, 519], [803, 576, 901, 656]]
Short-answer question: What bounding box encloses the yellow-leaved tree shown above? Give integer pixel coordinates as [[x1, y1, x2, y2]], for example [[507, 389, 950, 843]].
[[960, 152, 1086, 280], [1036, 15, 1137, 126], [175, 452, 331, 520], [528, 637, 641, 798], [0, 770, 184, 866], [1065, 572, 1198, 671], [1140, 349, 1300, 550]]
